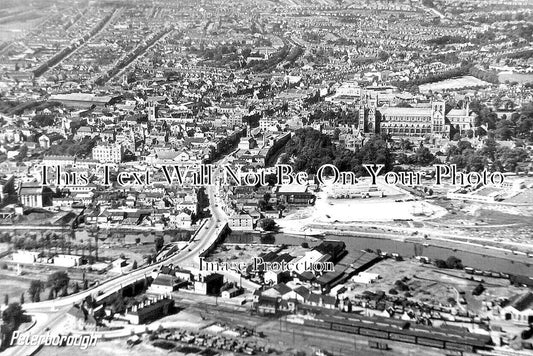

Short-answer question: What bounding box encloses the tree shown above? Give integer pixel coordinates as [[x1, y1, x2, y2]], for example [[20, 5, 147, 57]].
[[434, 259, 448, 268], [132, 260, 138, 270], [496, 146, 528, 172], [495, 119, 514, 140], [358, 137, 394, 173], [111, 294, 126, 314], [457, 140, 472, 153], [522, 328, 533, 340], [378, 50, 390, 61], [28, 280, 44, 303], [260, 218, 277, 231], [415, 146, 435, 166], [257, 199, 269, 211], [4, 294, 8, 306], [472, 283, 485, 296], [465, 152, 487, 172], [301, 242, 309, 248], [48, 288, 55, 300], [332, 128, 341, 140], [2, 303, 24, 327], [154, 237, 164, 252], [143, 276, 149, 291], [72, 282, 80, 294], [47, 271, 69, 296], [399, 139, 414, 152], [16, 145, 28, 162], [446, 256, 463, 269], [394, 280, 410, 292], [20, 293, 24, 304], [283, 128, 394, 176]]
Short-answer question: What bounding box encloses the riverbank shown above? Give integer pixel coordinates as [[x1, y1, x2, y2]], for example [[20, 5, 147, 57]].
[[271, 232, 533, 277]]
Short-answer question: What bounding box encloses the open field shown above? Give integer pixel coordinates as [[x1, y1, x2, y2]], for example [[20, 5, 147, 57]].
[[0, 276, 29, 301], [275, 178, 533, 251], [96, 245, 147, 266], [277, 182, 447, 234], [0, 272, 75, 303], [498, 72, 533, 84], [0, 17, 44, 41], [427, 198, 533, 246], [419, 76, 491, 92]]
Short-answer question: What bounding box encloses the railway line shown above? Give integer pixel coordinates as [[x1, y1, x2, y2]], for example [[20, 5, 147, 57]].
[[297, 312, 494, 354]]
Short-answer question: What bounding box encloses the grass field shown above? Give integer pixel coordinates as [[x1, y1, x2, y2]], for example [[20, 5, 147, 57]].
[[498, 72, 533, 84], [419, 76, 491, 92], [0, 276, 29, 302], [0, 17, 43, 41]]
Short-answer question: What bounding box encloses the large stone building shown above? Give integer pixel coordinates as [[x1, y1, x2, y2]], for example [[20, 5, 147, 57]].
[[92, 143, 123, 164], [379, 101, 447, 138], [357, 96, 475, 139], [18, 183, 53, 208], [447, 102, 476, 134], [358, 96, 378, 136], [228, 213, 254, 231], [124, 296, 174, 324]]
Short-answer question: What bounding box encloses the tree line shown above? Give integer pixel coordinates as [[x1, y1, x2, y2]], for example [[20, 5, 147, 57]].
[[281, 128, 394, 176]]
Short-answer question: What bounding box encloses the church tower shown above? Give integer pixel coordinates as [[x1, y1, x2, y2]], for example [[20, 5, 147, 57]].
[[358, 106, 366, 133], [431, 101, 446, 135], [359, 94, 379, 135], [147, 101, 156, 121], [368, 96, 378, 134]]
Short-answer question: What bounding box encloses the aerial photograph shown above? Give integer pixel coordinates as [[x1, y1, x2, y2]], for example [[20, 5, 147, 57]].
[[0, 0, 532, 355]]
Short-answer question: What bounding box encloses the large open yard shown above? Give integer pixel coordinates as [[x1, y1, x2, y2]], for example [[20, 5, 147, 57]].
[[346, 258, 523, 315], [419, 76, 491, 92], [0, 276, 30, 302], [498, 72, 533, 84], [276, 180, 447, 234]]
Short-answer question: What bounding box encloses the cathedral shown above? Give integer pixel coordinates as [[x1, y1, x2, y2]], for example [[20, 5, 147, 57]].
[[357, 94, 474, 140]]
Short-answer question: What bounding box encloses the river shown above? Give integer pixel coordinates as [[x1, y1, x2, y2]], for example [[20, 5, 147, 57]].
[[269, 233, 533, 276]]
